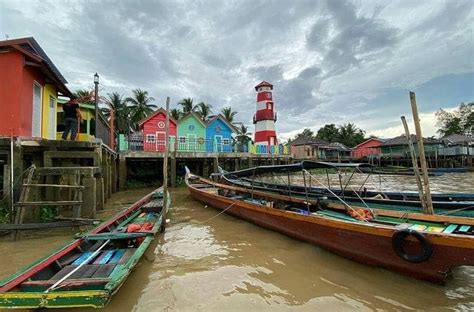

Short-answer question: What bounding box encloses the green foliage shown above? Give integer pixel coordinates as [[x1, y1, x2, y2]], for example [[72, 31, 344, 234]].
[[126, 89, 157, 131], [236, 124, 252, 144], [170, 108, 182, 121], [0, 199, 10, 224], [221, 107, 237, 123], [194, 102, 213, 121], [178, 98, 195, 114], [295, 128, 315, 139], [293, 123, 366, 147], [436, 102, 473, 136], [316, 124, 339, 142], [102, 92, 130, 134], [39, 206, 58, 222]]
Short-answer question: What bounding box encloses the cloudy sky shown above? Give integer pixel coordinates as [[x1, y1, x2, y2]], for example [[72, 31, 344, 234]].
[[1, 0, 472, 140]]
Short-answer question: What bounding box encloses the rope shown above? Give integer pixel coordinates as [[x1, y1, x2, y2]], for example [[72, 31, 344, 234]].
[[198, 202, 236, 224], [303, 170, 370, 223], [437, 205, 474, 216]]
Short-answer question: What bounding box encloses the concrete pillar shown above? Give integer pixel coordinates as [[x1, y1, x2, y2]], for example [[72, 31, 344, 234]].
[[213, 157, 219, 174], [271, 158, 276, 166], [119, 157, 127, 190], [82, 177, 96, 218], [248, 157, 253, 168], [234, 158, 240, 171], [203, 159, 210, 178], [96, 177, 104, 210], [171, 157, 176, 187]]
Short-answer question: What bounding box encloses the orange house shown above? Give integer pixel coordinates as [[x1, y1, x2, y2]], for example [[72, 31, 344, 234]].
[[0, 37, 72, 139]]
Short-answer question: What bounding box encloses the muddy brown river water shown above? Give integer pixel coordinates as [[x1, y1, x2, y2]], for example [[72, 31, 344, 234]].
[[0, 173, 473, 311]]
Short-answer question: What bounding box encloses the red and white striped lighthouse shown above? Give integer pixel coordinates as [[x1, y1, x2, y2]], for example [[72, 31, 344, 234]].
[[253, 81, 277, 147]]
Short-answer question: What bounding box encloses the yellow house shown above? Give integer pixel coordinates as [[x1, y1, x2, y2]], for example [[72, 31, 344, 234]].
[[41, 83, 60, 140], [56, 99, 96, 142]]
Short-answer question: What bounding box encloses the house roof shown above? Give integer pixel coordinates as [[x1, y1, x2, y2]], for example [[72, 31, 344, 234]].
[[0, 37, 72, 97], [206, 114, 238, 132], [352, 137, 385, 149], [179, 112, 207, 128], [325, 142, 352, 151], [138, 108, 177, 128], [442, 134, 473, 145], [254, 80, 273, 91], [382, 134, 441, 147], [290, 136, 328, 146]]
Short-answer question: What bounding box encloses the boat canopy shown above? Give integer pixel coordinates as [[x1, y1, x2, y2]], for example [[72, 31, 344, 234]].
[[222, 161, 372, 178]]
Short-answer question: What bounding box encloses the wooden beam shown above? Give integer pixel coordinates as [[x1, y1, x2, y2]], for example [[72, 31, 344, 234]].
[[0, 221, 92, 230]]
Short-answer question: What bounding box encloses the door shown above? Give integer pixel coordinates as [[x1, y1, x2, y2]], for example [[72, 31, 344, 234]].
[[32, 82, 42, 137], [156, 132, 166, 152], [269, 137, 275, 146], [48, 96, 56, 139], [188, 134, 196, 151], [214, 135, 223, 152]]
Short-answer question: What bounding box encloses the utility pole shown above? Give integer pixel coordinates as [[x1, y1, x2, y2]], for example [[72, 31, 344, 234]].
[[94, 73, 99, 137]]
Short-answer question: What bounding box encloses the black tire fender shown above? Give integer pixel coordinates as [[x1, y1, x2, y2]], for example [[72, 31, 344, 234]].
[[392, 229, 433, 263]]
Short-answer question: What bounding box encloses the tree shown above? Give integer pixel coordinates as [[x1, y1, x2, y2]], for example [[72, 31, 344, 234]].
[[73, 89, 94, 104], [337, 123, 365, 147], [170, 108, 182, 121], [102, 92, 130, 134], [221, 107, 237, 123], [436, 102, 474, 136], [194, 102, 212, 121], [235, 124, 252, 145], [178, 98, 194, 114], [316, 124, 339, 142], [295, 128, 315, 139], [126, 89, 157, 131]]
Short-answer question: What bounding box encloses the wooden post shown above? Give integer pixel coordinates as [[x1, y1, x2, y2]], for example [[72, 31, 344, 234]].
[[163, 97, 170, 206], [409, 92, 434, 214], [401, 116, 426, 210]]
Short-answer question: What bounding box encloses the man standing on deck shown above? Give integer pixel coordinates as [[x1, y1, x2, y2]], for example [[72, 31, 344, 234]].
[[61, 100, 82, 140]]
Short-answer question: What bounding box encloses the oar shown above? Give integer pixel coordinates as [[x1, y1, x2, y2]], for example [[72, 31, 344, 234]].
[[45, 239, 110, 293]]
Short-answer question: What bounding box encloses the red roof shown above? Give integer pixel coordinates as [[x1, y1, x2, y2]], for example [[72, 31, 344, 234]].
[[254, 80, 273, 91], [0, 37, 72, 97], [138, 108, 177, 128]]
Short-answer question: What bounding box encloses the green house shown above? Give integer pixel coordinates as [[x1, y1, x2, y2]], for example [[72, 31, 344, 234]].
[[177, 112, 207, 151], [381, 135, 442, 158]]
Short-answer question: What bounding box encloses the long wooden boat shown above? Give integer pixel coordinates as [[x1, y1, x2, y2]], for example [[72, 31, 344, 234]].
[[0, 188, 170, 309], [218, 161, 474, 216], [186, 169, 474, 284]]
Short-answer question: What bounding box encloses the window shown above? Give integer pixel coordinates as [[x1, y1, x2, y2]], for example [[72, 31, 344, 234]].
[[146, 134, 156, 143], [179, 136, 186, 143], [223, 138, 230, 145]]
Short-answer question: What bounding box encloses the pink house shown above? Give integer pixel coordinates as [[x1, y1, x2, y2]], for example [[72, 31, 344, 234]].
[[138, 108, 177, 152], [351, 138, 384, 159]]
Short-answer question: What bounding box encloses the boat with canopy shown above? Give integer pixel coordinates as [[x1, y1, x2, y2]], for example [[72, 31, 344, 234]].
[[186, 167, 474, 283]]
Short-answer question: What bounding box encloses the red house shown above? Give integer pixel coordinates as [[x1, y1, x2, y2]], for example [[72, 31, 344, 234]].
[[351, 138, 384, 159], [0, 37, 72, 139], [138, 108, 177, 151]]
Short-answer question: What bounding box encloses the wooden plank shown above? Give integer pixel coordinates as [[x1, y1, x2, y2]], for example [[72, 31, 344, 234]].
[[72, 252, 93, 266], [98, 251, 115, 264], [443, 224, 458, 234], [22, 184, 85, 189], [50, 266, 76, 280], [91, 264, 116, 278], [84, 232, 149, 241], [108, 250, 125, 264], [0, 221, 90, 230], [58, 253, 82, 267], [14, 201, 82, 206], [35, 167, 99, 176], [70, 265, 99, 279], [21, 278, 109, 287], [118, 249, 135, 264]]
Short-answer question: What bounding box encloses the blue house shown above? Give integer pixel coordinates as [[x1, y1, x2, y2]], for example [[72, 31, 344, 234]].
[[206, 114, 237, 152]]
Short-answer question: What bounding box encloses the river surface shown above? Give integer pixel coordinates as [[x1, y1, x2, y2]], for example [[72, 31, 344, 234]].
[[0, 173, 473, 311]]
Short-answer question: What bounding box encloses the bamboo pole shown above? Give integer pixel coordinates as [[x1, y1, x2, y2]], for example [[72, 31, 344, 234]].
[[163, 97, 170, 206], [409, 92, 434, 214], [400, 116, 426, 210]]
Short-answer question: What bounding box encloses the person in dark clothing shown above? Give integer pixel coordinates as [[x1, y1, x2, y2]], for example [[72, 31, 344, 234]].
[[61, 101, 82, 140]]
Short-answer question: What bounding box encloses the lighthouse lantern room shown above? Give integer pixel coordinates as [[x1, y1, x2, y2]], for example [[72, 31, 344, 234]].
[[253, 80, 277, 147]]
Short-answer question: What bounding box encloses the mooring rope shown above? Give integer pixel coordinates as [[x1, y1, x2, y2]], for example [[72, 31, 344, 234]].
[[198, 202, 236, 224], [303, 170, 370, 223]]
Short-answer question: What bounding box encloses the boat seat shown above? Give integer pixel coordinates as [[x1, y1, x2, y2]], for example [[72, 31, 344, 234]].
[[443, 224, 458, 234], [458, 225, 471, 233], [21, 278, 109, 289], [58, 253, 82, 267]]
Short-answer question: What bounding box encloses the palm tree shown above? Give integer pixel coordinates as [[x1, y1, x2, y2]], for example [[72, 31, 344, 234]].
[[126, 89, 157, 130], [73, 89, 94, 104], [221, 107, 237, 123], [101, 92, 130, 134], [236, 124, 252, 144], [178, 98, 194, 114], [170, 108, 182, 121], [194, 102, 212, 121]]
